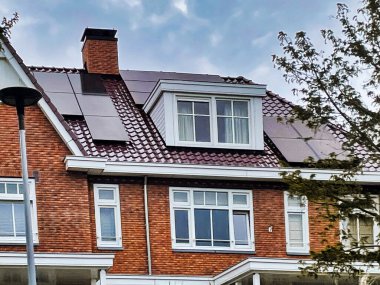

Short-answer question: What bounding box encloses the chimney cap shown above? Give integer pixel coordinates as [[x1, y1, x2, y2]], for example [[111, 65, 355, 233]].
[[81, 28, 117, 42]]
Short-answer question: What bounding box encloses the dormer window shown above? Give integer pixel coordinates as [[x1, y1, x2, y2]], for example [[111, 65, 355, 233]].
[[144, 80, 266, 150]]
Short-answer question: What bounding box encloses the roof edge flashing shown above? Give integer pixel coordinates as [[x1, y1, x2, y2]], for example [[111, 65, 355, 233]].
[[143, 79, 267, 113]]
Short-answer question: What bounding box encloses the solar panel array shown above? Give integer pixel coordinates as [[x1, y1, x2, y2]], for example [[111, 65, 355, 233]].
[[33, 71, 128, 142], [263, 116, 346, 163], [120, 70, 224, 105]]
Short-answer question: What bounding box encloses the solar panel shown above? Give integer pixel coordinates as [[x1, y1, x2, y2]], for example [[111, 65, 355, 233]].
[[68, 74, 107, 94], [76, 93, 118, 117], [85, 115, 129, 142], [263, 116, 345, 163], [129, 92, 151, 105], [46, 92, 82, 116], [124, 80, 157, 93], [34, 72, 73, 93], [263, 117, 300, 139], [308, 139, 347, 160], [271, 138, 319, 162]]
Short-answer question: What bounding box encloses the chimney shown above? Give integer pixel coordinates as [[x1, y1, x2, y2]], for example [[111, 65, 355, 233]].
[[81, 28, 119, 75]]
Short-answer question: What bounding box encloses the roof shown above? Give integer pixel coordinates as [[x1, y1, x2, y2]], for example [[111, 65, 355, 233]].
[[26, 66, 378, 171]]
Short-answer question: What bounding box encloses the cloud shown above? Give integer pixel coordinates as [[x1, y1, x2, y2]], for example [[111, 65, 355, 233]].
[[251, 32, 274, 47], [192, 56, 220, 74], [149, 13, 171, 25], [101, 0, 142, 10], [172, 0, 188, 15], [210, 33, 222, 47]]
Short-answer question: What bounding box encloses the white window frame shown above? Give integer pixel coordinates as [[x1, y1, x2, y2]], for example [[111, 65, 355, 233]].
[[284, 192, 309, 255], [173, 94, 258, 149], [0, 178, 38, 244], [169, 187, 254, 252], [94, 184, 122, 249], [340, 195, 380, 248]]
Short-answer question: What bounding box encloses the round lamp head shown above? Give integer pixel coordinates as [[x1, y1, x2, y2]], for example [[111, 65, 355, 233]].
[[0, 87, 42, 107]]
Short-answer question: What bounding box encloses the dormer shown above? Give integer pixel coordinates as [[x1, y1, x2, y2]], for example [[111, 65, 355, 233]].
[[143, 80, 266, 150]]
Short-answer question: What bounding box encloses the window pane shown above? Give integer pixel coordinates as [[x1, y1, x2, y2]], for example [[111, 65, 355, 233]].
[[173, 191, 188, 203], [99, 189, 114, 200], [348, 215, 358, 241], [195, 116, 210, 142], [288, 214, 304, 247], [194, 102, 209, 115], [234, 211, 249, 245], [359, 216, 374, 244], [217, 192, 228, 206], [0, 203, 13, 236], [194, 191, 204, 205], [19, 184, 24, 195], [177, 101, 192, 114], [233, 101, 248, 117], [217, 100, 232, 116], [7, 183, 17, 194], [174, 210, 189, 243], [100, 208, 116, 242], [233, 194, 248, 205], [234, 118, 249, 144], [195, 209, 211, 246], [0, 183, 5, 193], [288, 196, 303, 207], [14, 203, 26, 236], [178, 115, 194, 141], [205, 192, 216, 205], [218, 117, 233, 143], [212, 210, 230, 247]]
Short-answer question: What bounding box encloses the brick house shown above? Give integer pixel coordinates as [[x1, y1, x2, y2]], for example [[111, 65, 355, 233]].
[[0, 28, 378, 285]]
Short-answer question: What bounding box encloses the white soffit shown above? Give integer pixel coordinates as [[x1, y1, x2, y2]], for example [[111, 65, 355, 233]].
[[0, 39, 82, 156], [143, 80, 267, 113]]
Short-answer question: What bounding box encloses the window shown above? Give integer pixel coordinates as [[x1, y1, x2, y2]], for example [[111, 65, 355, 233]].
[[94, 184, 122, 248], [175, 96, 254, 148], [170, 188, 254, 251], [217, 100, 249, 144], [177, 100, 211, 142], [0, 179, 38, 244], [284, 192, 309, 254], [348, 215, 375, 245]]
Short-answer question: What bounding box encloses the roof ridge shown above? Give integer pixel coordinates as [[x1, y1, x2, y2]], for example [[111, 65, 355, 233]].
[[28, 65, 83, 74]]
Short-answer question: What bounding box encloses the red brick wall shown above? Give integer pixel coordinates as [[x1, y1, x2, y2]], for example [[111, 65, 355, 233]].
[[88, 178, 338, 276], [82, 39, 119, 75], [0, 104, 92, 252]]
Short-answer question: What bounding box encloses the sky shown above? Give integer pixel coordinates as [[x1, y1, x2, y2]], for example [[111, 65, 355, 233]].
[[1, 0, 360, 102]]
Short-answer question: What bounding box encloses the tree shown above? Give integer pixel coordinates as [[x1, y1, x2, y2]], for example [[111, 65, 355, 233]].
[[0, 12, 19, 49], [273, 0, 380, 279]]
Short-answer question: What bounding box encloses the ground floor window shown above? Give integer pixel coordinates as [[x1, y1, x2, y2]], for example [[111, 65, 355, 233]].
[[170, 187, 254, 251]]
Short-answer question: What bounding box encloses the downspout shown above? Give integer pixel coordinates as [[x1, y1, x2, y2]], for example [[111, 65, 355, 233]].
[[144, 176, 152, 275]]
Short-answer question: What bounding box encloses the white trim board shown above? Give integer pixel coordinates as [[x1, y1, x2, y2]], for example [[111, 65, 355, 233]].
[[0, 252, 114, 269], [0, 39, 82, 156], [106, 274, 213, 285], [65, 156, 380, 184], [144, 80, 267, 113]]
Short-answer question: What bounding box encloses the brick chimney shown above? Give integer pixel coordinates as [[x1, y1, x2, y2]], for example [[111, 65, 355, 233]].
[[81, 28, 119, 75]]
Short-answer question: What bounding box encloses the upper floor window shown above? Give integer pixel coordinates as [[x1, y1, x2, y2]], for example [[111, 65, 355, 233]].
[[284, 192, 309, 254], [341, 196, 379, 247], [176, 97, 252, 148], [94, 184, 122, 249], [170, 187, 254, 252], [0, 179, 38, 244]]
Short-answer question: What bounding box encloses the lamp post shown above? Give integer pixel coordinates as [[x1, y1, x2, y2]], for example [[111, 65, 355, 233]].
[[0, 86, 42, 285]]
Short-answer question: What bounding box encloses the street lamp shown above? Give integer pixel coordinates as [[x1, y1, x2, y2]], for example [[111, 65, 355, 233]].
[[0, 86, 42, 285]]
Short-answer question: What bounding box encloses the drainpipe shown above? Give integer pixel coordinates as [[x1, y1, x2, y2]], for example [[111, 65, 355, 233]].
[[143, 176, 152, 275]]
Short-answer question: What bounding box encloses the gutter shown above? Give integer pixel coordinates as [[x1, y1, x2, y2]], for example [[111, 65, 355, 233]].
[[65, 156, 380, 184]]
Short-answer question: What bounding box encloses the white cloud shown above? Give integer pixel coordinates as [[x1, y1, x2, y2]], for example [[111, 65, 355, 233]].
[[210, 33, 222, 47], [101, 0, 142, 10], [192, 56, 220, 74], [172, 0, 188, 15], [251, 32, 274, 47], [149, 13, 171, 25]]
